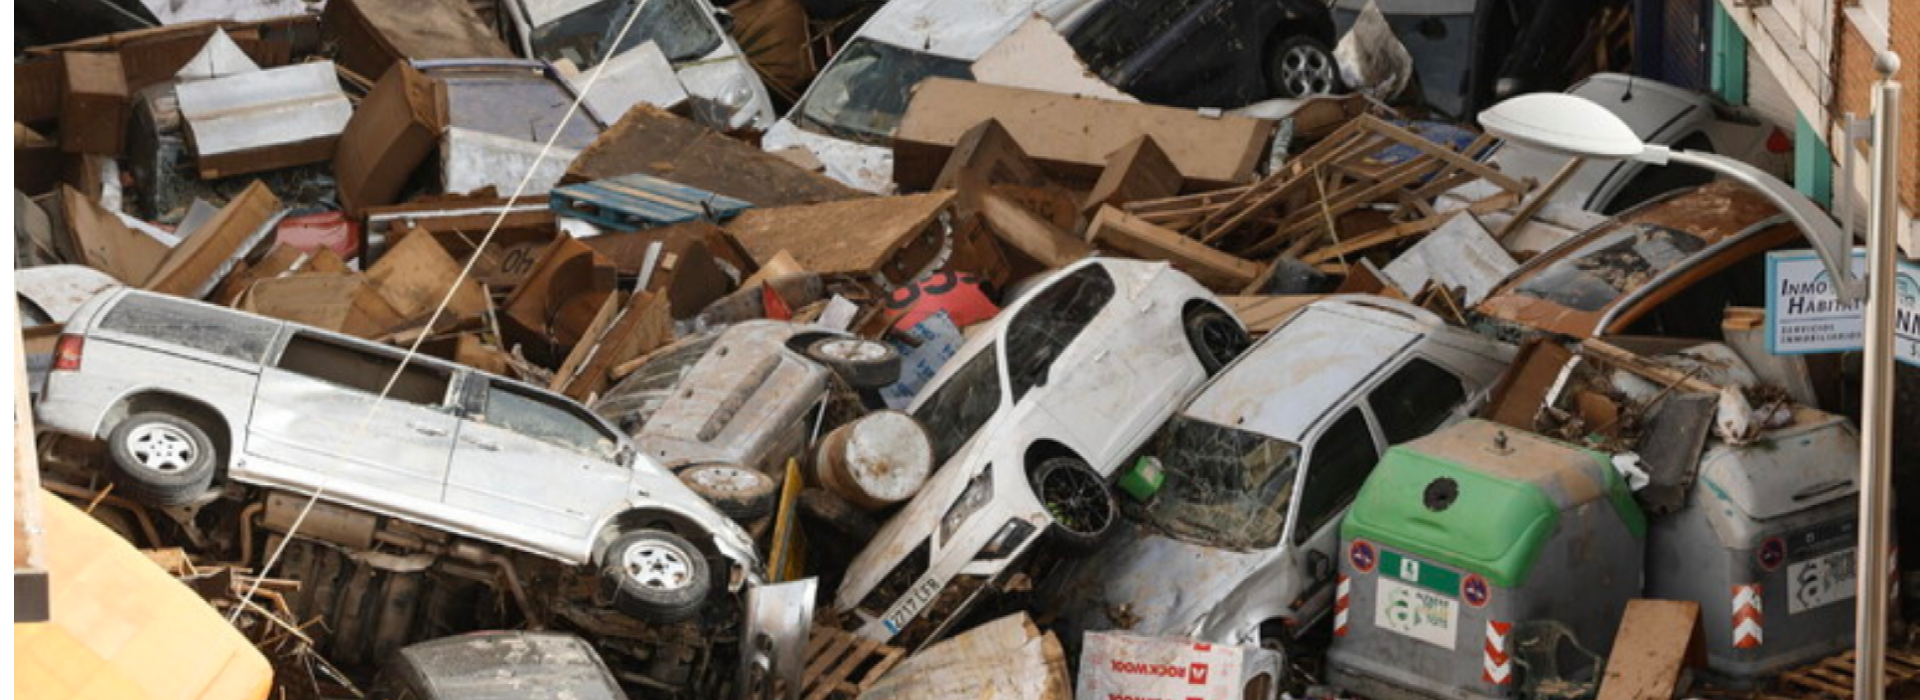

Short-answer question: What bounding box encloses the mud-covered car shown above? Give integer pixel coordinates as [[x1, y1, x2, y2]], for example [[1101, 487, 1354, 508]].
[[1040, 296, 1512, 658], [34, 288, 768, 692], [834, 258, 1249, 648]]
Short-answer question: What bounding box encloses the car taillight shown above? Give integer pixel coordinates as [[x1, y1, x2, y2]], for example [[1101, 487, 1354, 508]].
[[53, 334, 83, 371]]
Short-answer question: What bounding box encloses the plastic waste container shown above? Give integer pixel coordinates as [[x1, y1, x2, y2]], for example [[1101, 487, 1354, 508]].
[[1327, 420, 1646, 700], [1645, 409, 1865, 685]]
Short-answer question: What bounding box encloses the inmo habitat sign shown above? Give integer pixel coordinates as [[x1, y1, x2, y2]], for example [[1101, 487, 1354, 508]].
[[1766, 249, 1920, 366]]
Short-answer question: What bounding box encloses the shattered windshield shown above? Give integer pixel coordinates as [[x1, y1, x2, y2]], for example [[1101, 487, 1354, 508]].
[[1514, 224, 1708, 312], [910, 344, 1004, 466], [530, 0, 722, 68], [794, 38, 974, 145], [1138, 416, 1302, 551], [591, 332, 722, 435]]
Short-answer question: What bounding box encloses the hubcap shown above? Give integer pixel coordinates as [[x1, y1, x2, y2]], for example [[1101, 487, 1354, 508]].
[[126, 424, 197, 474], [1038, 465, 1112, 536], [1278, 45, 1335, 97], [622, 540, 693, 592], [690, 466, 762, 493], [818, 338, 887, 362]]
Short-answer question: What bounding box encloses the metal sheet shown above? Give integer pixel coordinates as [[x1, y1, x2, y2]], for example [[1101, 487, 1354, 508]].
[[441, 127, 580, 197], [736, 578, 817, 700], [175, 62, 352, 158]]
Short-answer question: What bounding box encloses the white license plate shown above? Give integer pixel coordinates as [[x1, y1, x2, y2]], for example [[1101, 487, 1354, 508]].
[[1788, 547, 1857, 614]]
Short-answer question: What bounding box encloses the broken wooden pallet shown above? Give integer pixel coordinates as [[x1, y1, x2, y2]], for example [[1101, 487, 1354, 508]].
[[802, 626, 907, 700], [1774, 649, 1920, 698]]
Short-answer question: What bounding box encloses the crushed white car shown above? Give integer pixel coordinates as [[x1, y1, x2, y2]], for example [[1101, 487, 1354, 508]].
[[834, 258, 1249, 648]]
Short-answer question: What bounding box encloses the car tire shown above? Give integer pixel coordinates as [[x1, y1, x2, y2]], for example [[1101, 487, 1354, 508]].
[[1185, 307, 1250, 375], [798, 488, 879, 541], [1028, 456, 1116, 555], [1266, 35, 1340, 99], [106, 412, 218, 507], [805, 337, 902, 390], [678, 464, 778, 522], [600, 529, 711, 624]]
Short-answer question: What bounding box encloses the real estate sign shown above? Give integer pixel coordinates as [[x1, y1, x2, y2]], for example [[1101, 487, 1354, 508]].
[[1766, 249, 1920, 367]]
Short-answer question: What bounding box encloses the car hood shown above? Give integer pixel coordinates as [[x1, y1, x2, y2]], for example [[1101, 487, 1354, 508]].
[[835, 424, 997, 609], [761, 119, 895, 194], [1046, 520, 1276, 644]]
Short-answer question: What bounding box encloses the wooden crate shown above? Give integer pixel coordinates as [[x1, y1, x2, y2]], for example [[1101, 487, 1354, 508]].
[[1774, 650, 1920, 698], [801, 626, 905, 700]]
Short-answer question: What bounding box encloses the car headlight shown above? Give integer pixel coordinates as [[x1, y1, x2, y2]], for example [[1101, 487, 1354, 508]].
[[939, 470, 993, 543]]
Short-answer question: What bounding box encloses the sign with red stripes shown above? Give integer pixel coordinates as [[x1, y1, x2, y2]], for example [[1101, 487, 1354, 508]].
[[1732, 584, 1764, 649], [1481, 620, 1512, 685], [1334, 575, 1350, 637]]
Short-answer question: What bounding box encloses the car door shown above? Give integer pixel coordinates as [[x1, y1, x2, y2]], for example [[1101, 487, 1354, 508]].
[[1003, 265, 1137, 467], [445, 377, 631, 543], [1284, 405, 1385, 616], [245, 332, 458, 502]]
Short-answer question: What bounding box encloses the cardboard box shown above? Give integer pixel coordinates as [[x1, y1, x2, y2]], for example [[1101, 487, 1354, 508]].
[[500, 236, 618, 366], [16, 124, 63, 196], [240, 272, 407, 338], [15, 58, 63, 125], [1077, 632, 1262, 700], [60, 52, 130, 156], [894, 78, 1275, 192], [144, 182, 281, 299], [334, 62, 448, 215], [322, 0, 512, 82]]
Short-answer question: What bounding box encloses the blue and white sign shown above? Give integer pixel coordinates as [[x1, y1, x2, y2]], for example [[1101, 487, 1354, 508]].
[[1765, 249, 1920, 367]]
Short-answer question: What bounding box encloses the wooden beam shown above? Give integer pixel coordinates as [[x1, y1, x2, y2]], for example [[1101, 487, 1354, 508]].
[[1086, 206, 1261, 291]]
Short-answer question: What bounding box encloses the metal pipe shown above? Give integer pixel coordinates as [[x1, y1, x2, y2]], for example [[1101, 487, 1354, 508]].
[[42, 482, 163, 547], [1856, 51, 1902, 700], [238, 502, 265, 567]]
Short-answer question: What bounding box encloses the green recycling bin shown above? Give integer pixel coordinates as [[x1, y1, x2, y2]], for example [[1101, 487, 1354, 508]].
[[1327, 420, 1646, 700]]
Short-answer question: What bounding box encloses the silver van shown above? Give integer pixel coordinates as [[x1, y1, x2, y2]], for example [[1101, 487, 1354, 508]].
[[35, 288, 759, 625]]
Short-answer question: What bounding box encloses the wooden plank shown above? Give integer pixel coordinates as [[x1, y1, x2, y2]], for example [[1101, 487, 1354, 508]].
[[1596, 599, 1703, 700], [1081, 134, 1182, 218], [726, 192, 955, 275], [979, 192, 1091, 269], [1085, 206, 1260, 291], [1582, 338, 1723, 395], [145, 181, 281, 298], [1222, 295, 1322, 335], [803, 632, 859, 686]]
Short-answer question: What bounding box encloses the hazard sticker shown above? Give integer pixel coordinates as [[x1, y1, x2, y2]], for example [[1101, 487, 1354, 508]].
[[1462, 574, 1491, 608], [1758, 536, 1787, 572], [1350, 540, 1377, 573]]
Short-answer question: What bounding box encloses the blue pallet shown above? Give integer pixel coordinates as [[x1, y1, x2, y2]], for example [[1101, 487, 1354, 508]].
[[550, 173, 753, 232]]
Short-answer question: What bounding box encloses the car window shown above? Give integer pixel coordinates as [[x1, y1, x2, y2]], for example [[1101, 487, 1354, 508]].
[[794, 39, 974, 145], [592, 332, 723, 434], [98, 294, 278, 363], [276, 334, 452, 407], [531, 0, 723, 68], [1513, 223, 1708, 312], [1066, 0, 1202, 74], [1004, 265, 1116, 401], [1295, 408, 1380, 544], [910, 344, 1004, 466], [1369, 358, 1468, 445], [1138, 415, 1303, 551], [481, 382, 621, 459]]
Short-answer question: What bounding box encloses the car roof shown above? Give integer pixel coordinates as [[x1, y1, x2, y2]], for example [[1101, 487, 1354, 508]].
[[1182, 297, 1429, 442], [854, 0, 1097, 60]]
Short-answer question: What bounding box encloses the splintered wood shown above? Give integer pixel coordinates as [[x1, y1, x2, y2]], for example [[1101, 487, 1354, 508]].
[[801, 626, 906, 700], [1119, 115, 1528, 269]]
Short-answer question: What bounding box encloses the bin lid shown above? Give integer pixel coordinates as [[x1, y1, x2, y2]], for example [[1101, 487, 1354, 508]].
[[1342, 420, 1645, 588], [1699, 409, 1858, 521]]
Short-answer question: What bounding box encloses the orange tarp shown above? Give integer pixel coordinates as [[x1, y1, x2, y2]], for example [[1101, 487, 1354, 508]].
[[15, 493, 273, 700]]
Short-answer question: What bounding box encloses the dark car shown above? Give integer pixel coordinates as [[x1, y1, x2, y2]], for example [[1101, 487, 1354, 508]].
[[1064, 0, 1339, 109]]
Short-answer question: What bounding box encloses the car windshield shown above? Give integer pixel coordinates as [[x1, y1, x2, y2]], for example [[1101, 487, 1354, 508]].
[[530, 0, 722, 68], [1514, 223, 1708, 312], [1138, 416, 1303, 551], [794, 38, 974, 145], [910, 344, 1004, 467]]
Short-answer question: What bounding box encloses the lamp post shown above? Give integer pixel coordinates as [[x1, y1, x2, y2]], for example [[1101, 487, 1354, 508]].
[[1479, 54, 1902, 700]]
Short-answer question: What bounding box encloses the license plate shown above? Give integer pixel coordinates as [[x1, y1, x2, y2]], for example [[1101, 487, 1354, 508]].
[[1788, 547, 1857, 614], [1376, 577, 1458, 650]]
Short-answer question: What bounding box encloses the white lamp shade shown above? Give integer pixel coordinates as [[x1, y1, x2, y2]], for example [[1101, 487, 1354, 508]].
[[1477, 93, 1646, 159]]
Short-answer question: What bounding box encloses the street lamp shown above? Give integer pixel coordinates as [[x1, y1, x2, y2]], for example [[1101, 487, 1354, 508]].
[[1480, 59, 1902, 700], [1477, 91, 1867, 303]]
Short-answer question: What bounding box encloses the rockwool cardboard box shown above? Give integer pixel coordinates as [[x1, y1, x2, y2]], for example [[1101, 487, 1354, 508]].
[[1078, 631, 1281, 700]]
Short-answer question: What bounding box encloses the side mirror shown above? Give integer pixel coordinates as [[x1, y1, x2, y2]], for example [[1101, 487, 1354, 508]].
[[713, 8, 736, 32], [1306, 549, 1333, 583]]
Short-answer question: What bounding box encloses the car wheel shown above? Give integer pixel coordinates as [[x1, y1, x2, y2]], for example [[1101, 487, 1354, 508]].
[[600, 529, 711, 624], [1029, 456, 1116, 554], [805, 337, 902, 390], [106, 412, 217, 507], [679, 464, 778, 521], [1185, 307, 1250, 375], [1267, 35, 1339, 98], [798, 488, 879, 540]]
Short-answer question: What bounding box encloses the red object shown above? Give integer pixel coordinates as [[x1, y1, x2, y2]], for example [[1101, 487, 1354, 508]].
[[762, 283, 793, 321], [1766, 127, 1793, 154], [53, 334, 84, 371], [275, 211, 361, 259], [886, 271, 999, 331]]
